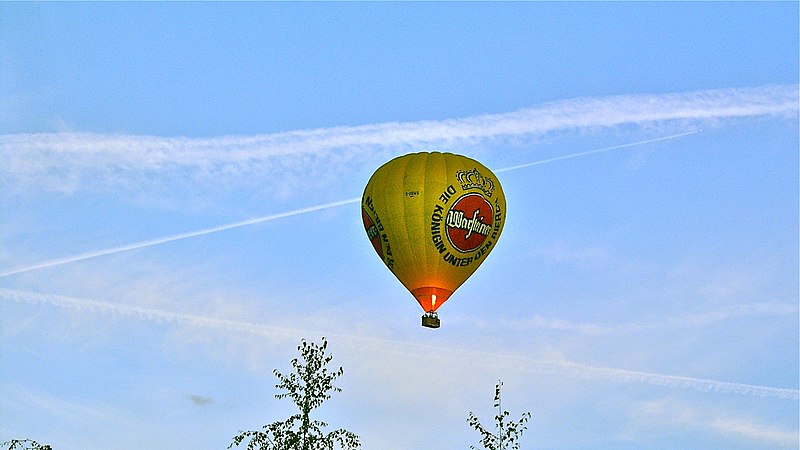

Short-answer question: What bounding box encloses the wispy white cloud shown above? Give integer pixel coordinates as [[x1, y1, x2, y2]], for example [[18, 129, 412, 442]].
[[3, 287, 797, 401], [2, 383, 137, 430], [665, 303, 799, 328], [2, 84, 796, 193], [710, 416, 800, 447], [637, 398, 800, 447], [456, 302, 798, 336]]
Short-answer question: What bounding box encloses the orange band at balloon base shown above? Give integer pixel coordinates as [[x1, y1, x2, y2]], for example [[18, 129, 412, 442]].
[[411, 286, 453, 313]]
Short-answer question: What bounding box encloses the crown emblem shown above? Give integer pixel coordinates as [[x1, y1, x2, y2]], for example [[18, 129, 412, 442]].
[[456, 168, 495, 197]]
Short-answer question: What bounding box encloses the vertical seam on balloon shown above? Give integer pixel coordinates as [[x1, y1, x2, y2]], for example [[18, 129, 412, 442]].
[[384, 155, 408, 288], [399, 153, 413, 291], [409, 151, 425, 295]]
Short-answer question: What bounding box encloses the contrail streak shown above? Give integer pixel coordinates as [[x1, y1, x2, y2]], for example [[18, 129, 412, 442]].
[[0, 287, 301, 340], [3, 287, 797, 401], [0, 131, 699, 278], [494, 130, 701, 173], [0, 198, 359, 277]]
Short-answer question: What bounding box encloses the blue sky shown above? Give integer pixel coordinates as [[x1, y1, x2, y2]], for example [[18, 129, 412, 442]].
[[1, 3, 798, 450]]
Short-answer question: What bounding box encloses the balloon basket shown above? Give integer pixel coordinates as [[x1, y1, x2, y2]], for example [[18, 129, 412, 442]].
[[421, 311, 440, 329]]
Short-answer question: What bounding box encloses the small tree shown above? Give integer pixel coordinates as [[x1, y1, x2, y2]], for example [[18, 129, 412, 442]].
[[0, 439, 52, 450], [229, 337, 360, 450], [467, 381, 531, 450]]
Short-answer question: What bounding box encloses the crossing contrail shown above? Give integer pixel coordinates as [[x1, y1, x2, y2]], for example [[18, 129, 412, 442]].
[[2, 286, 797, 401], [0, 131, 699, 278], [0, 198, 360, 277], [494, 130, 701, 173]]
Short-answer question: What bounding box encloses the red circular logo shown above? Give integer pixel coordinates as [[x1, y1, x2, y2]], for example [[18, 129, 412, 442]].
[[445, 193, 494, 253]]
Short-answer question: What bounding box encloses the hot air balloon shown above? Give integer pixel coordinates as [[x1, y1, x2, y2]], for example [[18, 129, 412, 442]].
[[361, 151, 506, 328]]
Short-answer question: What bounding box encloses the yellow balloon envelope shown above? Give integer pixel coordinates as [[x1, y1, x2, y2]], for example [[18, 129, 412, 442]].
[[361, 152, 506, 328]]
